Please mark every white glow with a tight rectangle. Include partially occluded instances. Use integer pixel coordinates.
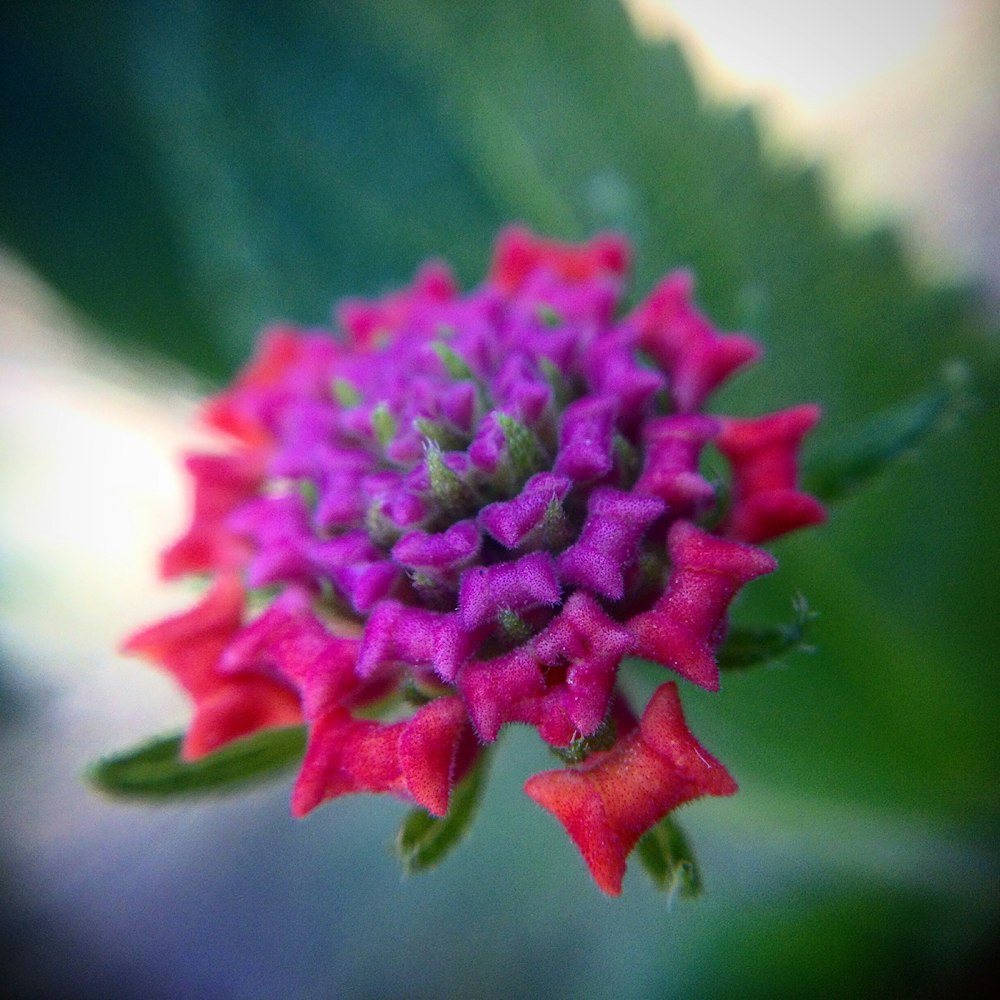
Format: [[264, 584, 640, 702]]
[[628, 0, 952, 112], [625, 0, 1000, 292], [0, 255, 206, 682]]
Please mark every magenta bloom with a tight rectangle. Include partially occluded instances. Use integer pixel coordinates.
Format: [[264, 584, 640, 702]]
[[123, 227, 824, 895]]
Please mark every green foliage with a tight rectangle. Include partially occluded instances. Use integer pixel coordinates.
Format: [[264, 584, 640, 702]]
[[87, 726, 307, 800], [805, 361, 974, 504], [396, 748, 492, 874], [4, 0, 989, 401]]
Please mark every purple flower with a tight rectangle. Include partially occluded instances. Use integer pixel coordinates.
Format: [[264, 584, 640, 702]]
[[123, 226, 825, 895]]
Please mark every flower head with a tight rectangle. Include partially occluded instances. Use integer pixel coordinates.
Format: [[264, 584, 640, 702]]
[[123, 227, 824, 894]]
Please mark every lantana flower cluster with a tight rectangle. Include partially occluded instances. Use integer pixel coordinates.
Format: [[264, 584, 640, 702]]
[[123, 228, 824, 895]]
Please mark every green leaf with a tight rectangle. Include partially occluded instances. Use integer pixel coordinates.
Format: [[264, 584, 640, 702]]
[[804, 361, 973, 504], [396, 747, 492, 874], [87, 725, 307, 800], [635, 813, 702, 901], [718, 596, 815, 671], [2, 0, 991, 408]]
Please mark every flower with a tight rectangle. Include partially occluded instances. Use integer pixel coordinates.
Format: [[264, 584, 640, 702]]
[[122, 226, 824, 895]]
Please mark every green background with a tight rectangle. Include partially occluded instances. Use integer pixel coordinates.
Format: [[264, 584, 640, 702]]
[[1, 1, 997, 997]]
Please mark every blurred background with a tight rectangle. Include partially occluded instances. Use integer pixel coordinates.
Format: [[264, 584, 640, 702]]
[[1, 1, 998, 997]]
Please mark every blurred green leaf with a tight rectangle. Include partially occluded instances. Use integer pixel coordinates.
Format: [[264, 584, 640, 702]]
[[804, 360, 974, 504], [2, 0, 990, 399], [635, 813, 702, 900], [87, 726, 306, 799], [397, 748, 492, 874], [718, 596, 814, 671]]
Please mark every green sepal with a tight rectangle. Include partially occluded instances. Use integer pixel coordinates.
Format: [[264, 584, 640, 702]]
[[718, 596, 815, 671], [86, 725, 307, 800], [426, 442, 477, 517], [549, 716, 617, 765], [495, 413, 547, 494], [415, 416, 467, 451], [366, 501, 408, 547], [536, 304, 562, 327], [539, 358, 573, 410], [612, 433, 640, 488], [372, 401, 398, 449], [635, 813, 703, 900], [297, 478, 319, 509], [396, 747, 493, 874], [430, 341, 475, 381], [540, 495, 572, 550], [498, 608, 533, 644], [805, 360, 972, 504], [332, 377, 362, 407]]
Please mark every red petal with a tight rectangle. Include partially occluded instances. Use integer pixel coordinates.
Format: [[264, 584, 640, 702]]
[[629, 522, 776, 691], [183, 675, 301, 760], [716, 405, 826, 543], [121, 575, 245, 697], [525, 683, 736, 895], [219, 591, 363, 720], [123, 576, 302, 756], [291, 710, 407, 818], [490, 226, 630, 292], [160, 450, 265, 579], [525, 769, 627, 895], [201, 325, 303, 444], [630, 270, 761, 410], [399, 697, 472, 817]]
